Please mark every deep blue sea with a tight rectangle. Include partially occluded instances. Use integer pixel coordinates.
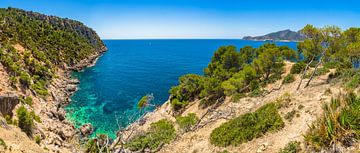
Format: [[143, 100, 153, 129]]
[[65, 39, 297, 138]]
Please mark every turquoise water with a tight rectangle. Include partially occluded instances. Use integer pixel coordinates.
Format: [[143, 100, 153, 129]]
[[65, 39, 297, 138]]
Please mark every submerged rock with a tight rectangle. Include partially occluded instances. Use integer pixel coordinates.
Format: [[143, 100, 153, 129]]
[[80, 123, 93, 136]]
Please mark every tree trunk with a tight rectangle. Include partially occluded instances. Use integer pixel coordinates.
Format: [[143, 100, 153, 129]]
[[304, 50, 326, 88], [296, 57, 314, 90]]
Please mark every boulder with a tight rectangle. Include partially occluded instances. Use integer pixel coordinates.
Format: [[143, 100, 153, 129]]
[[66, 85, 77, 92], [80, 123, 93, 136], [58, 129, 74, 140]]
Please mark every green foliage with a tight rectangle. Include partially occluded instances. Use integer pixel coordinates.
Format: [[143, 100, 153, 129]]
[[85, 134, 109, 153], [21, 96, 33, 106], [279, 141, 301, 153], [137, 94, 154, 109], [222, 65, 258, 96], [126, 119, 176, 151], [282, 74, 295, 84], [290, 62, 306, 74], [0, 138, 6, 149], [284, 110, 297, 122], [4, 115, 12, 124], [205, 46, 241, 80], [35, 135, 41, 144], [345, 72, 360, 90], [170, 74, 204, 110], [0, 8, 105, 96], [16, 106, 34, 136], [176, 113, 199, 132], [169, 43, 295, 111], [210, 103, 284, 147], [304, 93, 360, 151]]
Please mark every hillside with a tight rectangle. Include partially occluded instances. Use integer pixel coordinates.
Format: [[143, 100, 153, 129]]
[[0, 8, 106, 152], [243, 29, 305, 42], [108, 25, 360, 153]]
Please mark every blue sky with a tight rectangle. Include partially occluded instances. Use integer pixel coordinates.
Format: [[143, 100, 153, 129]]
[[1, 0, 359, 39]]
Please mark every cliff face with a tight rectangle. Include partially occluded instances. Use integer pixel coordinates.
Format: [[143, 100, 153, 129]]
[[0, 94, 19, 117]]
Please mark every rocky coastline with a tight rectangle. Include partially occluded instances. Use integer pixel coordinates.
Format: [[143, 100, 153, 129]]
[[35, 46, 107, 152]]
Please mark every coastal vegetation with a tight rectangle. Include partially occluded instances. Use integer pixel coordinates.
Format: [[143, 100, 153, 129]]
[[16, 105, 41, 136], [126, 119, 176, 151], [209, 103, 284, 147], [0, 7, 105, 96], [176, 113, 199, 132], [304, 93, 360, 151]]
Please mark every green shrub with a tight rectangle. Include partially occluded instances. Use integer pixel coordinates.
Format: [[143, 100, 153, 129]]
[[4, 115, 12, 124], [170, 74, 204, 110], [85, 134, 109, 153], [290, 62, 306, 74], [210, 103, 284, 147], [19, 72, 31, 88], [304, 93, 360, 151], [284, 110, 297, 122], [176, 113, 199, 132], [21, 96, 33, 106], [282, 74, 295, 84], [279, 141, 301, 153], [0, 138, 6, 149], [345, 72, 360, 90], [126, 119, 176, 151], [35, 135, 41, 144], [16, 106, 34, 136]]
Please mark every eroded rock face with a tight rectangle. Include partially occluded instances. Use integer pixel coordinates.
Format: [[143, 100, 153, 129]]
[[0, 93, 19, 116], [80, 123, 93, 136]]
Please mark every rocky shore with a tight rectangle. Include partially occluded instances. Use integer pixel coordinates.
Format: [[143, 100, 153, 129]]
[[0, 46, 107, 152], [36, 46, 108, 152]]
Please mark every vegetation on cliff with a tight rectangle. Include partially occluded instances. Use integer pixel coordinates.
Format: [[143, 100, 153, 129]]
[[0, 7, 105, 96], [304, 92, 360, 151], [210, 103, 284, 147], [126, 119, 176, 151]]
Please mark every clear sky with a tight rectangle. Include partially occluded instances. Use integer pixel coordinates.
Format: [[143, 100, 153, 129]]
[[0, 0, 359, 39]]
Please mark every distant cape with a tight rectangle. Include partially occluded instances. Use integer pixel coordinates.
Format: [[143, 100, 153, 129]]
[[243, 29, 305, 42]]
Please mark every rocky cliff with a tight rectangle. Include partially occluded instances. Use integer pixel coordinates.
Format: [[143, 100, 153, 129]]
[[0, 7, 107, 153]]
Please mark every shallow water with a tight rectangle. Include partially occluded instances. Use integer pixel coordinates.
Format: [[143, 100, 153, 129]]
[[65, 39, 297, 138]]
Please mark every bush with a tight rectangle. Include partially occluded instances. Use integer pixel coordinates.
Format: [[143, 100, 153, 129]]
[[176, 113, 199, 132], [282, 74, 295, 84], [290, 62, 306, 74], [22, 96, 33, 106], [0, 138, 6, 149], [126, 119, 176, 151], [304, 93, 360, 151], [85, 134, 109, 153], [279, 141, 301, 153], [16, 106, 34, 136], [210, 103, 284, 147], [19, 72, 31, 88], [170, 74, 204, 110], [35, 135, 41, 144], [4, 115, 12, 124]]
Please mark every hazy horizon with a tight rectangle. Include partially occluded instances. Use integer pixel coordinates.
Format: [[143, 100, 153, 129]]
[[1, 0, 359, 39]]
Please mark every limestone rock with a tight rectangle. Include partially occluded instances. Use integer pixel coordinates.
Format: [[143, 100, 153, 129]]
[[0, 93, 19, 116], [80, 123, 93, 136]]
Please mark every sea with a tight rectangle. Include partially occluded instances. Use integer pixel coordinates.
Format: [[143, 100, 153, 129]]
[[65, 39, 297, 138]]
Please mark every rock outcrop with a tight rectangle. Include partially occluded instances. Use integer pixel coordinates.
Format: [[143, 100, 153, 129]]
[[80, 123, 94, 136], [0, 93, 19, 116]]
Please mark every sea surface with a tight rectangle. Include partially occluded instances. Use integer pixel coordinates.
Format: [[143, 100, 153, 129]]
[[65, 39, 297, 138]]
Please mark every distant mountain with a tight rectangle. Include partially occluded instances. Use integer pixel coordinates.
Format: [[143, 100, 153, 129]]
[[243, 29, 305, 42]]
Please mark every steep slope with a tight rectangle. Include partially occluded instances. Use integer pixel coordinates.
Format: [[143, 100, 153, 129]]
[[0, 8, 106, 152], [118, 62, 346, 153], [243, 29, 305, 41]]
